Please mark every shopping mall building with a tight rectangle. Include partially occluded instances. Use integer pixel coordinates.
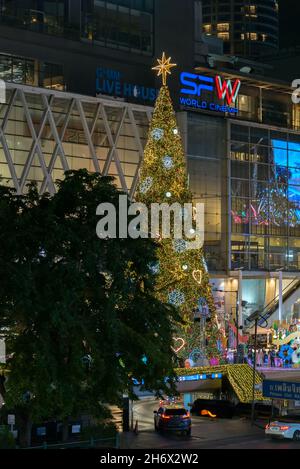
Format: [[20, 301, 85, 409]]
[[0, 0, 299, 329]]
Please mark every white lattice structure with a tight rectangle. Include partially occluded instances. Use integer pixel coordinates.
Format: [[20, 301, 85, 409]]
[[0, 83, 153, 198]]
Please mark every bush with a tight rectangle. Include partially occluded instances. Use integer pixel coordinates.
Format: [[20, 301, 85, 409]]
[[0, 427, 16, 449], [81, 422, 117, 441]]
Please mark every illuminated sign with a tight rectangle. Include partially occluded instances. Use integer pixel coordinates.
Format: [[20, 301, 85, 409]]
[[263, 380, 300, 400], [179, 72, 241, 114], [96, 68, 158, 103]]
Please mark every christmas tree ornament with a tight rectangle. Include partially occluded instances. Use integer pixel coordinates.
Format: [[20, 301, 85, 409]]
[[163, 155, 174, 169], [173, 128, 179, 135], [165, 192, 172, 198], [151, 128, 164, 141], [152, 51, 177, 86], [173, 239, 187, 253], [168, 290, 185, 306], [148, 261, 160, 275], [171, 337, 186, 354], [139, 176, 153, 194], [182, 264, 189, 271], [192, 270, 203, 285]]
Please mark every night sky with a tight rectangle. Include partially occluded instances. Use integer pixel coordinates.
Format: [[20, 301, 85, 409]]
[[279, 0, 300, 48]]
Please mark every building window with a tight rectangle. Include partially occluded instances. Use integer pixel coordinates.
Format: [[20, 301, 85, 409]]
[[217, 22, 229, 32], [293, 106, 300, 131], [217, 32, 230, 41], [81, 0, 154, 55], [230, 123, 300, 271], [0, 53, 65, 90], [203, 24, 212, 34], [0, 0, 71, 37], [243, 5, 257, 18]]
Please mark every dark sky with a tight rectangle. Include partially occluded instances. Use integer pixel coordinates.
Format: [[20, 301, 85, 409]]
[[279, 0, 300, 48]]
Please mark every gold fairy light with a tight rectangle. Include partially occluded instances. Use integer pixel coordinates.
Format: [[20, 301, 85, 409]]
[[152, 52, 177, 86]]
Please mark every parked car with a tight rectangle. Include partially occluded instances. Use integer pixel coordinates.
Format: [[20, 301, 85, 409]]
[[191, 399, 235, 419], [265, 420, 300, 440], [154, 406, 191, 435]]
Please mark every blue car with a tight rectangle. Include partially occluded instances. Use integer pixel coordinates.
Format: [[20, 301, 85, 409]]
[[154, 406, 192, 436]]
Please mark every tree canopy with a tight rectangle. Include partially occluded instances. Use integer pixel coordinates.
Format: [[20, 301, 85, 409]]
[[0, 170, 177, 445]]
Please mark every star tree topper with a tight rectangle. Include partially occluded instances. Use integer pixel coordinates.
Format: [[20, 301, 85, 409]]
[[152, 52, 177, 86]]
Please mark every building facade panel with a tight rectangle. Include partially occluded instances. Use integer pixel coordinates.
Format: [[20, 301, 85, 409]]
[[0, 83, 151, 197]]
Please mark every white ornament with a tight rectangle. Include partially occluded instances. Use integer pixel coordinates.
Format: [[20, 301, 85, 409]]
[[139, 176, 153, 194], [166, 192, 172, 198], [173, 239, 187, 253], [148, 261, 160, 275], [163, 155, 174, 170], [152, 128, 164, 141], [168, 290, 185, 307], [192, 270, 203, 285], [173, 128, 179, 135], [182, 264, 188, 271]]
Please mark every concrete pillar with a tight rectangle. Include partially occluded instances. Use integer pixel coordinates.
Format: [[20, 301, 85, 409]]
[[183, 393, 193, 412], [238, 269, 243, 334], [278, 270, 283, 322]]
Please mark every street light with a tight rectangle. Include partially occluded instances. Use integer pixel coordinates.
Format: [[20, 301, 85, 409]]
[[246, 309, 268, 425]]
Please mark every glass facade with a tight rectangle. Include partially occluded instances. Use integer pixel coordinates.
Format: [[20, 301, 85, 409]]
[[0, 0, 72, 37], [0, 53, 65, 90], [186, 113, 228, 272], [202, 0, 279, 56], [0, 85, 150, 196], [230, 122, 300, 271], [81, 0, 154, 55]]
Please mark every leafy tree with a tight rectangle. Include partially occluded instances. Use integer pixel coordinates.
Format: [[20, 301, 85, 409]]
[[0, 170, 177, 447]]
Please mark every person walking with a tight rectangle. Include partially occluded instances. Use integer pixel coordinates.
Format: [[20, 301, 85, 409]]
[[270, 349, 276, 367]]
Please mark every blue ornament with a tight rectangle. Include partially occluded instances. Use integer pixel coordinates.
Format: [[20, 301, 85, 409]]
[[148, 261, 160, 275], [168, 290, 185, 306], [139, 176, 153, 194], [141, 355, 148, 365], [163, 155, 174, 170], [173, 239, 187, 253], [152, 128, 164, 141]]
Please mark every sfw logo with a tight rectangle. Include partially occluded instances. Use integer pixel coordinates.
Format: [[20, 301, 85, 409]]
[[180, 72, 241, 113]]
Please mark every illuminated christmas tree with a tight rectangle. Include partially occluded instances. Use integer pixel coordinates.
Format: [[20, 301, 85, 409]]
[[136, 53, 222, 362]]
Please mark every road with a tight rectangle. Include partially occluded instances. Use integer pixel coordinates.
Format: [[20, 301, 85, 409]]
[[123, 398, 300, 449]]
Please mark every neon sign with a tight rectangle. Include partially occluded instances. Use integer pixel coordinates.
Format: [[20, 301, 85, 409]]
[[96, 68, 158, 103], [179, 72, 241, 114]]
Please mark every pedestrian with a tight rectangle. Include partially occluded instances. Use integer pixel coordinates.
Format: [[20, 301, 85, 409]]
[[270, 349, 276, 367], [263, 349, 269, 366], [257, 349, 264, 367]]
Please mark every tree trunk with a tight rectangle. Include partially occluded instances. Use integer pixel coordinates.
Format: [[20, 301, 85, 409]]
[[62, 418, 69, 443], [0, 374, 6, 400], [19, 415, 32, 448]]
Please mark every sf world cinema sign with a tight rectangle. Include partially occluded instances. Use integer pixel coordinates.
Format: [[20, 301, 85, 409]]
[[179, 72, 241, 114]]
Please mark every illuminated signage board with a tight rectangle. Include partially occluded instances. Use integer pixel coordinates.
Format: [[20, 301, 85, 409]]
[[96, 68, 158, 103], [179, 72, 241, 114], [263, 380, 300, 400]]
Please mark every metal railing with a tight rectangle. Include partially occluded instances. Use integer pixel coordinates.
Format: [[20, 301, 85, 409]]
[[24, 434, 120, 450], [245, 277, 300, 328]]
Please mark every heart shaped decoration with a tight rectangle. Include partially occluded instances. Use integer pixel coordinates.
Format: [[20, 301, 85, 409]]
[[171, 337, 186, 354], [192, 270, 202, 285]]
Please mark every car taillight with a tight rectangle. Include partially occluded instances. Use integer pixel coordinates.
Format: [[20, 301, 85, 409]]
[[162, 414, 171, 420], [183, 412, 190, 419], [265, 424, 269, 430], [280, 426, 290, 431]]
